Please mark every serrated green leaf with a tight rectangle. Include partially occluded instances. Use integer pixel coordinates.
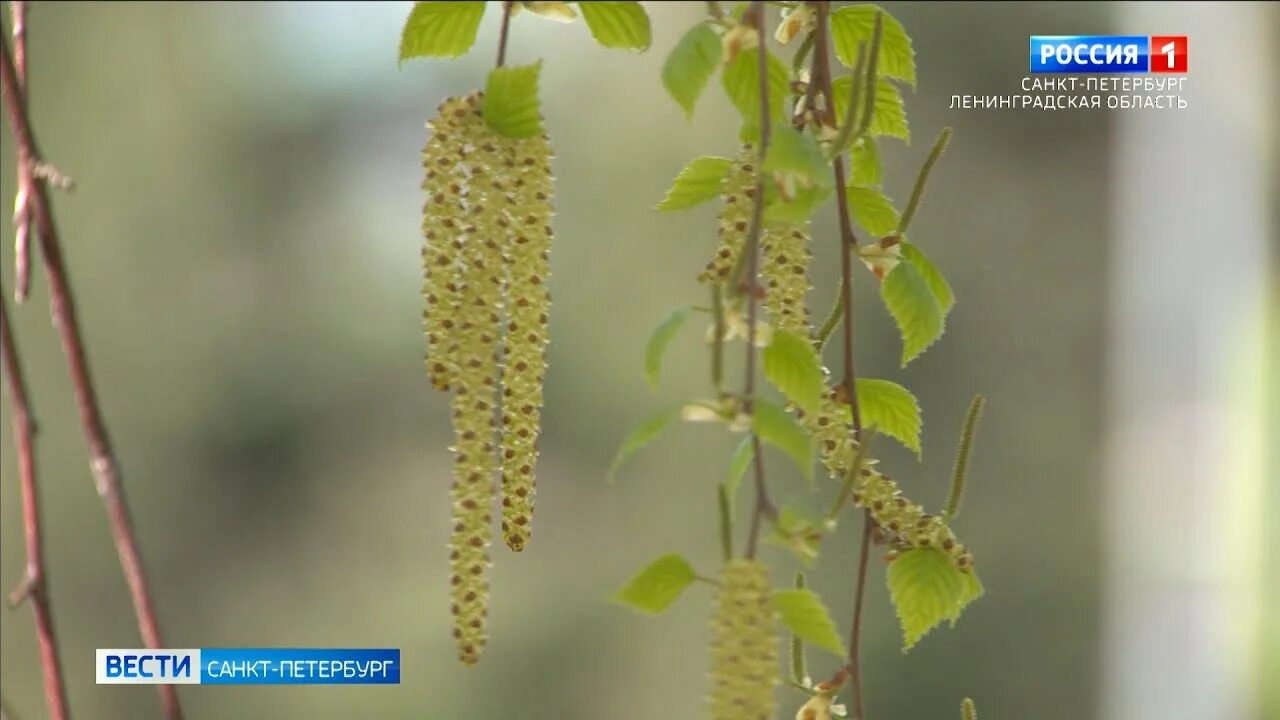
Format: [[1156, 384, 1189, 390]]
[[483, 62, 544, 139], [721, 46, 790, 127], [845, 186, 900, 237], [753, 398, 813, 483], [830, 4, 916, 86], [831, 77, 910, 144], [900, 242, 954, 313], [763, 183, 831, 226], [644, 307, 691, 388], [887, 547, 969, 650], [856, 378, 921, 457], [946, 568, 984, 628], [763, 126, 831, 187], [763, 330, 824, 415], [726, 435, 754, 510], [608, 407, 676, 483], [850, 137, 882, 187], [655, 156, 732, 211], [579, 1, 652, 50], [881, 259, 943, 367], [774, 588, 846, 658], [662, 23, 721, 118], [399, 1, 487, 61], [613, 553, 697, 614]]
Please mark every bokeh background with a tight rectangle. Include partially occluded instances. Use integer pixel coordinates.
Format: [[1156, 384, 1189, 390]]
[[1, 2, 1274, 719]]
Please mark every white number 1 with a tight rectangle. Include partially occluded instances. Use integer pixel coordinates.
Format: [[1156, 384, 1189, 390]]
[[1161, 41, 1176, 68]]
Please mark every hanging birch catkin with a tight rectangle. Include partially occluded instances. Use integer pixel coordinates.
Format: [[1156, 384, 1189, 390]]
[[708, 559, 779, 720]]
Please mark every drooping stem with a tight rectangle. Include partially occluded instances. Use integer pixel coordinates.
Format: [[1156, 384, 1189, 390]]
[[10, 1, 30, 303], [812, 3, 872, 717], [711, 284, 726, 395], [1, 288, 70, 720], [742, 0, 775, 560], [0, 25, 183, 720], [495, 1, 513, 68]]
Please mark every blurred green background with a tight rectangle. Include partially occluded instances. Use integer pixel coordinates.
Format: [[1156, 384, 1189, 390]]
[[1, 2, 1274, 719]]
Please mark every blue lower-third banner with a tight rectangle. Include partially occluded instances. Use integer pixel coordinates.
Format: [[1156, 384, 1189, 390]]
[[96, 648, 400, 685]]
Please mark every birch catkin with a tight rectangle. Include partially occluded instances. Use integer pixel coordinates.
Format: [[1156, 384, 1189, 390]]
[[498, 131, 553, 552], [700, 146, 759, 285], [709, 559, 778, 720], [759, 223, 812, 337]]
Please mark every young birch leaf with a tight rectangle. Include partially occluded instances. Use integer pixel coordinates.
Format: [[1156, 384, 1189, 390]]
[[845, 186, 901, 237], [901, 242, 954, 313], [613, 553, 697, 614], [850, 137, 882, 187], [721, 47, 790, 126], [399, 1, 486, 62], [763, 330, 823, 415], [830, 4, 916, 86], [831, 77, 910, 143], [726, 436, 754, 509], [484, 62, 543, 139], [763, 126, 831, 188], [764, 505, 824, 567], [887, 547, 967, 650], [753, 399, 814, 483], [881, 259, 944, 367], [644, 307, 691, 387], [856, 378, 921, 457], [946, 568, 985, 628], [763, 184, 831, 226], [774, 588, 847, 658], [655, 156, 733, 211], [608, 408, 676, 483], [662, 23, 721, 118], [578, 1, 652, 50]]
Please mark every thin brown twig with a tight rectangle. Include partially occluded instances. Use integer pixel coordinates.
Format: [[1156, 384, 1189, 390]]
[[495, 1, 513, 68], [1, 288, 70, 720], [742, 0, 776, 560], [0, 24, 183, 720], [9, 1, 31, 303], [811, 3, 872, 717]]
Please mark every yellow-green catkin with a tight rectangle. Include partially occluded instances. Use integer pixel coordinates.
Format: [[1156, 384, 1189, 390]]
[[759, 223, 812, 337], [709, 559, 778, 720], [496, 131, 554, 552], [426, 92, 506, 666], [852, 468, 974, 571], [700, 146, 759, 285], [422, 96, 475, 391]]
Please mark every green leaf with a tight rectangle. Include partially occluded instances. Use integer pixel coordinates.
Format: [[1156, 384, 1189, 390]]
[[764, 184, 831, 226], [763, 126, 831, 188], [900, 242, 954, 313], [887, 547, 970, 650], [726, 436, 754, 509], [662, 23, 721, 118], [578, 1, 652, 50], [830, 4, 916, 86], [831, 77, 910, 144], [764, 505, 826, 567], [644, 307, 691, 388], [483, 62, 544, 139], [774, 588, 847, 658], [721, 46, 790, 126], [613, 553, 697, 614], [850, 137, 882, 187], [845, 186, 900, 237], [856, 378, 921, 457], [655, 156, 732, 211], [881, 259, 943, 367], [399, 1, 487, 61], [946, 568, 984, 628], [753, 398, 813, 483], [608, 407, 676, 483], [763, 330, 824, 415]]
